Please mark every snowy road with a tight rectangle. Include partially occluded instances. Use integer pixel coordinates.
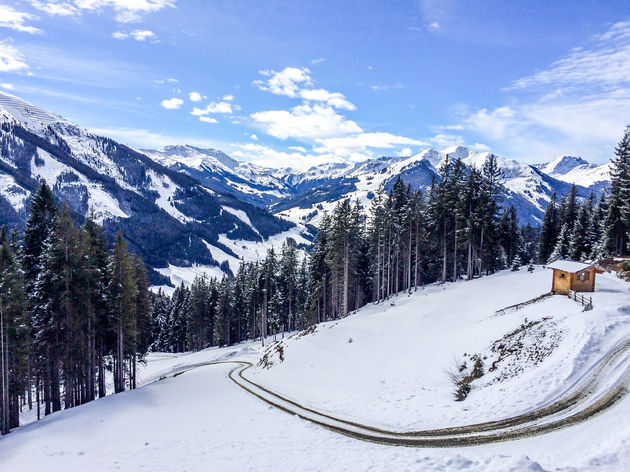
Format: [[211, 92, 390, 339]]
[[151, 335, 630, 448]]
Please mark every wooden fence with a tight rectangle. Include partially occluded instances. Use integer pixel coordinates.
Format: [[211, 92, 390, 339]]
[[567, 289, 593, 311]]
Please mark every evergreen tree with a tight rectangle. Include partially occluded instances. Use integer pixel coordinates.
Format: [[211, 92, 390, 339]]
[[538, 193, 559, 263], [108, 232, 138, 393], [603, 126, 630, 255]]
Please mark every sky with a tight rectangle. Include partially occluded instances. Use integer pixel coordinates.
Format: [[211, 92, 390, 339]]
[[1, 0, 630, 168]]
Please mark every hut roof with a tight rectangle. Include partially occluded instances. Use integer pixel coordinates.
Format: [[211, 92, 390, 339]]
[[546, 260, 597, 274]]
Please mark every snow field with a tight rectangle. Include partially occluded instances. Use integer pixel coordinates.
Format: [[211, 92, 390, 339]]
[[3, 267, 630, 471], [248, 267, 630, 431]]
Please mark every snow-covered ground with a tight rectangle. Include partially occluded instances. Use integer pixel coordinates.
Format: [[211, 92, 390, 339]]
[[2, 267, 630, 471]]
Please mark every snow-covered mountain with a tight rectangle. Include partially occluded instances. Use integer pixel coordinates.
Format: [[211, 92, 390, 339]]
[[0, 91, 612, 286], [0, 92, 301, 285], [271, 146, 601, 227], [146, 143, 610, 229], [537, 155, 611, 191], [143, 145, 293, 207]]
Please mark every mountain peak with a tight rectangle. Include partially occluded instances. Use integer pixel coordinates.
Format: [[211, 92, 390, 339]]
[[143, 145, 239, 170], [541, 155, 591, 176], [0, 91, 69, 133]]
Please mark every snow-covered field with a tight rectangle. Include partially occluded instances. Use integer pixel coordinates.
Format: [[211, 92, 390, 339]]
[[2, 267, 630, 471]]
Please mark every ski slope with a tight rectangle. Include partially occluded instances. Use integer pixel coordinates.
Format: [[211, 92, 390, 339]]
[[2, 268, 630, 471]]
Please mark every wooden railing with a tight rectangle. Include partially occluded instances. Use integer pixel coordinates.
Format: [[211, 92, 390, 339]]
[[567, 289, 593, 311]]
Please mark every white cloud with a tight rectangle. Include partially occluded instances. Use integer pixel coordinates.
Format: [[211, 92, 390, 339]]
[[154, 78, 178, 84], [0, 83, 14, 90], [231, 142, 344, 170], [371, 83, 404, 91], [470, 142, 490, 152], [510, 21, 630, 92], [29, 1, 78, 16], [449, 21, 630, 163], [463, 106, 517, 141], [316, 132, 426, 157], [418, 0, 449, 33], [256, 66, 312, 97], [189, 91, 202, 102], [191, 101, 233, 115], [311, 57, 325, 65], [399, 147, 413, 157], [299, 88, 356, 110], [222, 94, 234, 101], [251, 67, 422, 162], [113, 29, 157, 41], [131, 29, 156, 41], [251, 104, 362, 140], [0, 42, 30, 73], [428, 133, 466, 149], [89, 126, 227, 150], [30, 0, 175, 23], [255, 67, 356, 110], [199, 116, 217, 124], [250, 134, 258, 141], [0, 5, 41, 34], [160, 97, 183, 109]]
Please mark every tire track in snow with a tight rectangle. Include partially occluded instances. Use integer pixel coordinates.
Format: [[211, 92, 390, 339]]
[[152, 338, 630, 447]]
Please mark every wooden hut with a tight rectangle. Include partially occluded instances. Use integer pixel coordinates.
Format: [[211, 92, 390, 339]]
[[547, 260, 604, 294]]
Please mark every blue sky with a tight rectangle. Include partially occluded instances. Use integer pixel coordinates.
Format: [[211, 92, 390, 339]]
[[1, 0, 630, 168]]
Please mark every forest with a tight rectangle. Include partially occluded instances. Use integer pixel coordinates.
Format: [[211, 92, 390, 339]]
[[1, 127, 629, 434]]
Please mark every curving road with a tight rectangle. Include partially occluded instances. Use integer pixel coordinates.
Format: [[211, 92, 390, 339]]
[[153, 338, 630, 448]]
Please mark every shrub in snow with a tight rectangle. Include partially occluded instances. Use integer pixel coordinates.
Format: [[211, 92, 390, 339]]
[[448, 354, 484, 402]]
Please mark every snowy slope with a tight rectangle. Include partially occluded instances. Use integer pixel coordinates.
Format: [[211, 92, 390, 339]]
[[145, 141, 609, 230], [538, 155, 611, 190], [3, 268, 630, 471], [143, 145, 293, 207], [0, 91, 295, 284], [273, 146, 595, 227]]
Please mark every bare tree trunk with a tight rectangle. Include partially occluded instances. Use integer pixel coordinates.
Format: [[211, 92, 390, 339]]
[[36, 376, 40, 421], [479, 226, 485, 276], [343, 238, 349, 318], [1, 305, 8, 434], [441, 220, 448, 284], [407, 219, 413, 294], [27, 355, 32, 410], [453, 222, 458, 282], [414, 218, 420, 291], [261, 289, 267, 347], [376, 228, 381, 303], [386, 224, 392, 299]]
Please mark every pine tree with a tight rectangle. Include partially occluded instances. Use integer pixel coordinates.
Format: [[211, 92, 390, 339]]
[[168, 283, 190, 352], [538, 193, 559, 263], [549, 222, 571, 262], [603, 126, 630, 255], [569, 203, 593, 261], [0, 229, 28, 432], [108, 232, 138, 393]]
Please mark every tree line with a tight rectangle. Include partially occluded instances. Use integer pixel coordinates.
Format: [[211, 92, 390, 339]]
[[150, 154, 539, 352], [538, 126, 630, 263], [149, 126, 630, 356], [0, 182, 151, 434], [3, 127, 629, 434]]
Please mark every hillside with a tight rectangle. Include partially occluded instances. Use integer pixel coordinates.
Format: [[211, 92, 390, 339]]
[[3, 267, 630, 471], [147, 143, 606, 229], [0, 92, 297, 284]]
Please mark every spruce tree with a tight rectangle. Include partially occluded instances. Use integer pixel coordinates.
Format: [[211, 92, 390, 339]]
[[603, 126, 630, 255], [538, 193, 559, 263]]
